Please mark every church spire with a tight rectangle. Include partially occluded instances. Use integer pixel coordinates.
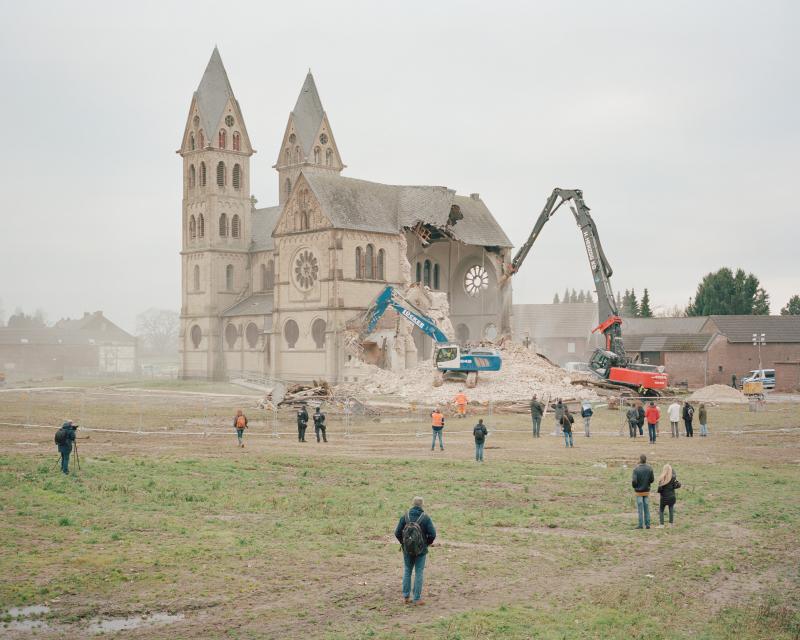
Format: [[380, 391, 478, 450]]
[[195, 47, 236, 140], [291, 71, 325, 156]]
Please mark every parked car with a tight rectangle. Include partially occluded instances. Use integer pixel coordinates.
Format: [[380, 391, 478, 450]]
[[740, 368, 776, 390]]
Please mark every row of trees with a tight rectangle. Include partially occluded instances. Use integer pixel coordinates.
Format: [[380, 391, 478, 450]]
[[552, 289, 594, 304]]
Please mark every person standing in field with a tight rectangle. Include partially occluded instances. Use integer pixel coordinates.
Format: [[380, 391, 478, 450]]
[[683, 401, 695, 437], [580, 401, 593, 437], [233, 409, 248, 448], [431, 408, 445, 451], [698, 403, 709, 436], [668, 400, 681, 438], [631, 453, 655, 529], [296, 403, 309, 443], [473, 418, 488, 462], [394, 496, 437, 606], [561, 407, 575, 447], [553, 398, 565, 435], [626, 404, 639, 438], [313, 406, 327, 443], [530, 394, 544, 438], [645, 401, 660, 444], [636, 402, 646, 437], [54, 420, 78, 474], [656, 463, 681, 527], [453, 391, 468, 419]]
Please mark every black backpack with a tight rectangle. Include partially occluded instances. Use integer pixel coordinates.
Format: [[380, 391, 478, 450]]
[[473, 425, 486, 443], [54, 428, 68, 446], [401, 511, 428, 557]]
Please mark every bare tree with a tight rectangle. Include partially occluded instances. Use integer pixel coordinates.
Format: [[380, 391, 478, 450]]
[[136, 308, 179, 355]]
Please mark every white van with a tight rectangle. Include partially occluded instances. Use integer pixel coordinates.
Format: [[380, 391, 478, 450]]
[[741, 369, 775, 390]]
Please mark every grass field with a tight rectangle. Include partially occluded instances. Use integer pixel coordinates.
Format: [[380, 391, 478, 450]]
[[1, 388, 799, 638]]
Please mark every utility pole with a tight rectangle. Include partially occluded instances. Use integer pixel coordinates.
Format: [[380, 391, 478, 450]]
[[752, 332, 766, 369]]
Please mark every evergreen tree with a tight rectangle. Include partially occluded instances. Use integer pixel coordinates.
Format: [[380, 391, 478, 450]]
[[639, 289, 653, 317], [687, 268, 770, 316], [553, 293, 560, 304], [586, 290, 593, 304], [563, 287, 570, 304], [781, 295, 800, 315], [577, 290, 586, 303], [622, 289, 640, 317]]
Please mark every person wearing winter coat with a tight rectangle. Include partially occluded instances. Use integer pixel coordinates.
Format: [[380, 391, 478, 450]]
[[683, 401, 695, 437], [553, 399, 565, 435], [656, 463, 681, 526], [580, 402, 593, 437], [561, 408, 575, 448], [233, 409, 248, 448], [394, 497, 437, 606], [473, 419, 488, 462], [668, 401, 681, 438], [645, 402, 661, 444], [698, 404, 709, 437], [636, 403, 646, 437], [626, 405, 639, 438], [530, 395, 544, 438], [631, 454, 655, 529]]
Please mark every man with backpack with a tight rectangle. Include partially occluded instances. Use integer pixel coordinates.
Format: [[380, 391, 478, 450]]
[[683, 401, 695, 437], [473, 418, 488, 462], [54, 420, 78, 474], [394, 496, 437, 605], [313, 406, 327, 443], [561, 407, 575, 447], [636, 402, 646, 437], [233, 409, 248, 448], [296, 404, 309, 442]]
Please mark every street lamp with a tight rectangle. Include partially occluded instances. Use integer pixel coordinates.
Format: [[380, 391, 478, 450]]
[[752, 332, 766, 369]]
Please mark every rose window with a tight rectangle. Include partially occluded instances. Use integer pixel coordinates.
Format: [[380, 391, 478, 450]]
[[464, 265, 489, 296], [294, 250, 319, 290]]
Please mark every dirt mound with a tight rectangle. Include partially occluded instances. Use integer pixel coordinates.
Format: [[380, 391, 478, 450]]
[[335, 341, 598, 404], [689, 384, 748, 404]]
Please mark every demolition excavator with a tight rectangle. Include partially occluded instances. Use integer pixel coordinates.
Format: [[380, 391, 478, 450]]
[[349, 285, 502, 388], [504, 188, 668, 395]]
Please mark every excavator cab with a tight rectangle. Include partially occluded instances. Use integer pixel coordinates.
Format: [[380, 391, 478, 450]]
[[434, 344, 461, 369]]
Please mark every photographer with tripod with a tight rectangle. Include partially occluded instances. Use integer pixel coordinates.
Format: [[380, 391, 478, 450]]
[[54, 420, 79, 475]]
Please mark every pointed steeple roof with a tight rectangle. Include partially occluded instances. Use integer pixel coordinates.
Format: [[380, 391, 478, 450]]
[[195, 47, 235, 138], [291, 71, 325, 156]]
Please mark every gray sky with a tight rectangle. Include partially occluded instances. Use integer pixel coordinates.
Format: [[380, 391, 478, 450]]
[[1, 0, 798, 333]]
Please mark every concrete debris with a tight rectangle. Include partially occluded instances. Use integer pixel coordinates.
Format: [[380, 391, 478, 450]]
[[335, 341, 599, 405], [688, 384, 748, 404]]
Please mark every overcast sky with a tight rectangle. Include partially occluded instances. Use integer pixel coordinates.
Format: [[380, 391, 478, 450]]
[[1, 0, 798, 333]]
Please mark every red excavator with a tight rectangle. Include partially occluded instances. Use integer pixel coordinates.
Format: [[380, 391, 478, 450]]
[[503, 188, 668, 395]]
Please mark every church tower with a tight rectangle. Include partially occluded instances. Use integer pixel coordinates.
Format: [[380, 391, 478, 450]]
[[274, 72, 344, 204], [178, 48, 255, 379]]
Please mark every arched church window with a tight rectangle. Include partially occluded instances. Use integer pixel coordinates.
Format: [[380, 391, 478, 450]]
[[198, 213, 205, 238], [284, 319, 299, 349], [433, 263, 440, 290], [200, 162, 207, 186], [193, 265, 200, 291], [219, 213, 228, 237], [232, 164, 241, 190], [314, 147, 321, 164], [190, 133, 195, 151], [233, 132, 241, 151], [355, 247, 363, 280], [326, 148, 333, 167], [423, 260, 432, 287], [190, 324, 202, 348], [225, 264, 234, 290], [266, 259, 275, 290], [312, 318, 326, 349], [225, 323, 238, 348], [219, 129, 226, 149], [198, 130, 204, 148], [377, 249, 386, 281], [365, 245, 375, 279], [216, 161, 226, 187], [189, 164, 196, 188], [456, 323, 470, 343], [231, 214, 241, 238], [245, 322, 259, 349], [189, 215, 196, 240]]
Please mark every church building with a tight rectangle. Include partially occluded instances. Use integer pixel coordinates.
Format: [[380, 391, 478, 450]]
[[179, 48, 513, 382]]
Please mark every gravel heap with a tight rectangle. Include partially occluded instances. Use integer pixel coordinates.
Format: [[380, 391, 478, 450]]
[[335, 342, 599, 405], [689, 384, 748, 403]]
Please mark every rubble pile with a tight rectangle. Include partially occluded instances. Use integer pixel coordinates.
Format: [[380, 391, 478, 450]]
[[335, 341, 599, 405], [689, 384, 748, 404]]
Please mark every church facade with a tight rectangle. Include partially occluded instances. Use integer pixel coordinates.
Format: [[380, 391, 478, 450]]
[[179, 49, 513, 382]]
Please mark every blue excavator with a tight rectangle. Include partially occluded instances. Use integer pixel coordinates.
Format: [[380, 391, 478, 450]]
[[350, 285, 502, 388]]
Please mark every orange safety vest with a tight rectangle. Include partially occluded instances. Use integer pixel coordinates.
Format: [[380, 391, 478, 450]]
[[454, 393, 467, 405], [431, 412, 444, 427]]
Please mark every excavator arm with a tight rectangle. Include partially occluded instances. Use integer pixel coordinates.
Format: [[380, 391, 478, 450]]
[[354, 285, 450, 344], [505, 188, 625, 360]]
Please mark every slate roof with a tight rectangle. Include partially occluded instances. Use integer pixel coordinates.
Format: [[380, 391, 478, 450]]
[[251, 205, 283, 251], [222, 294, 274, 320], [623, 333, 717, 353], [622, 317, 710, 335], [195, 47, 236, 141], [0, 312, 135, 346], [706, 315, 800, 343], [301, 171, 512, 247], [512, 303, 599, 339], [292, 72, 325, 156]]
